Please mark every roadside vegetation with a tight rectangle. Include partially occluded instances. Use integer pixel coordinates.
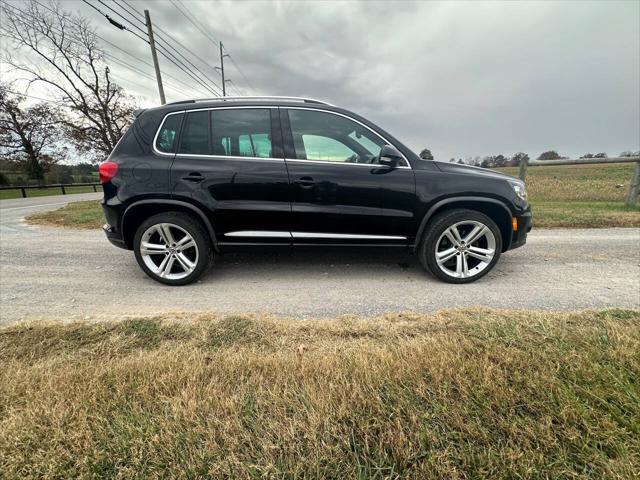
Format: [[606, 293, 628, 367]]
[[25, 163, 640, 229], [494, 162, 640, 227], [25, 199, 103, 228], [1, 308, 638, 478]]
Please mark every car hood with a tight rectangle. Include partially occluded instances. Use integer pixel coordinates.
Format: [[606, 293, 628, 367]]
[[433, 161, 517, 182]]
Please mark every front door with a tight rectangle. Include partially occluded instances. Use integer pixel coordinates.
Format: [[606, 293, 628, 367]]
[[281, 108, 415, 245], [170, 107, 291, 245]]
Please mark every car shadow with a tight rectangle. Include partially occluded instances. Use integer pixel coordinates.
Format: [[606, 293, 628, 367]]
[[204, 247, 422, 279]]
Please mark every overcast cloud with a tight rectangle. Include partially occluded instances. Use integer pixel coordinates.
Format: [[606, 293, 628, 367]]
[[6, 0, 640, 161]]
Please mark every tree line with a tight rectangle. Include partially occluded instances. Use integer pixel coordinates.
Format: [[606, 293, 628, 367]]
[[0, 0, 137, 184], [419, 148, 639, 168]]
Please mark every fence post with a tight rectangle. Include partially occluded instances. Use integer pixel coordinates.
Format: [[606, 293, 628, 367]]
[[61, 185, 66, 195], [518, 157, 528, 182], [92, 184, 97, 192], [625, 161, 640, 207], [20, 187, 26, 198]]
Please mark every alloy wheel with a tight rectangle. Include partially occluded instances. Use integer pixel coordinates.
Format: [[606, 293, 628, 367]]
[[139, 223, 199, 281], [435, 220, 496, 279]]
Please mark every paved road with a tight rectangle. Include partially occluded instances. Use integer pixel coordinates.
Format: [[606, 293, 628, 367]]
[[1, 193, 638, 323]]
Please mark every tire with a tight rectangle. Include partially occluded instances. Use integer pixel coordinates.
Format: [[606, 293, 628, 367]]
[[419, 208, 502, 284], [133, 211, 213, 286]]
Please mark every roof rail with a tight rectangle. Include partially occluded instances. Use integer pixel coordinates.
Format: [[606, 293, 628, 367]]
[[166, 96, 332, 106]]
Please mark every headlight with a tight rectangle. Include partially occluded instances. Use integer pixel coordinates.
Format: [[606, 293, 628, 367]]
[[509, 181, 527, 201]]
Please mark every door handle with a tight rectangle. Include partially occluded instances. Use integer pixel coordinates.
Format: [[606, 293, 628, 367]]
[[182, 172, 204, 183], [294, 176, 315, 188]]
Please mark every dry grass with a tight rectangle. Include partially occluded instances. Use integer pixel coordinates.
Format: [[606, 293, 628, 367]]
[[495, 163, 640, 227], [1, 308, 639, 479], [497, 163, 637, 202]]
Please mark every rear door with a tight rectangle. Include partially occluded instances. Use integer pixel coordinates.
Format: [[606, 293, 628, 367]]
[[169, 107, 292, 245], [281, 107, 416, 245]]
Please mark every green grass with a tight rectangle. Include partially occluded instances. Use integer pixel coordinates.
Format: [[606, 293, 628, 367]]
[[0, 184, 98, 200], [1, 309, 638, 478], [25, 199, 103, 228]]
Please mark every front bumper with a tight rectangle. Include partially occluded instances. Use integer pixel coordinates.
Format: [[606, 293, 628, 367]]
[[509, 210, 533, 250]]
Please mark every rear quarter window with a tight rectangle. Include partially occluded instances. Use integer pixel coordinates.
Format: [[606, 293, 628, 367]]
[[155, 113, 184, 154]]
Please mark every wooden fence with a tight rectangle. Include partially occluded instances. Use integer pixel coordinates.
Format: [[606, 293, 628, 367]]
[[0, 182, 100, 198]]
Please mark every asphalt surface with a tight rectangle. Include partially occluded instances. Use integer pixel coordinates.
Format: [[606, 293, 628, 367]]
[[1, 193, 638, 323]]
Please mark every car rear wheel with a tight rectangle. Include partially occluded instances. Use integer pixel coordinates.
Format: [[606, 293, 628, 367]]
[[133, 212, 212, 286], [419, 209, 502, 283]]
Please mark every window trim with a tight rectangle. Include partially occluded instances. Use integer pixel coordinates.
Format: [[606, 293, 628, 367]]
[[152, 106, 283, 161], [283, 107, 412, 169]]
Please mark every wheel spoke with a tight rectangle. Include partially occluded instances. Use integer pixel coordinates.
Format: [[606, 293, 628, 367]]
[[464, 225, 487, 245], [158, 255, 175, 277], [444, 227, 462, 246], [467, 246, 494, 263], [462, 253, 469, 277], [455, 253, 463, 276], [177, 235, 196, 250], [175, 253, 195, 272], [158, 224, 175, 245], [437, 247, 458, 265], [140, 242, 166, 256]]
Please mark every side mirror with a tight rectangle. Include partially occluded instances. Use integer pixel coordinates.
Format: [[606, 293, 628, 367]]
[[378, 145, 403, 167]]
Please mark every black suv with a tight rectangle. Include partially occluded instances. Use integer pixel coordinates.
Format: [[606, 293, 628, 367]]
[[100, 96, 532, 285]]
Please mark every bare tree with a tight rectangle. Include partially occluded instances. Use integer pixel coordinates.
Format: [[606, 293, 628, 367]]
[[1, 0, 136, 161], [0, 84, 64, 181]]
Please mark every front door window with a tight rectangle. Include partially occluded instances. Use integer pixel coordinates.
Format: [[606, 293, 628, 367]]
[[287, 109, 404, 166]]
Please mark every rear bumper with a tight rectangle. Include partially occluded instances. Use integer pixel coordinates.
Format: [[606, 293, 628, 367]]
[[509, 210, 532, 250], [101, 200, 130, 250], [103, 223, 128, 250]]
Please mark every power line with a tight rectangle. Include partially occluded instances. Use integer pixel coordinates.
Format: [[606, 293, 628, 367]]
[[78, 0, 220, 96], [153, 43, 221, 96], [1, 0, 210, 99], [95, 0, 148, 37], [167, 0, 254, 94], [226, 51, 255, 93], [169, 0, 219, 46], [115, 0, 146, 27], [80, 0, 149, 44], [83, 0, 221, 96], [108, 0, 224, 94], [105, 54, 199, 98]]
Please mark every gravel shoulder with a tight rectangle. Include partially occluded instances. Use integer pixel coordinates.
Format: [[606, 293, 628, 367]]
[[1, 194, 639, 324]]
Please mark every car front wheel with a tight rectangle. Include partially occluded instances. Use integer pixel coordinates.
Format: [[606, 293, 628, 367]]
[[133, 212, 212, 286], [419, 209, 502, 283]]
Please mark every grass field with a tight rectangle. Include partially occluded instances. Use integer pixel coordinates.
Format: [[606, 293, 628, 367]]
[[494, 162, 639, 227], [1, 308, 638, 478], [0, 184, 98, 200], [24, 163, 640, 229]]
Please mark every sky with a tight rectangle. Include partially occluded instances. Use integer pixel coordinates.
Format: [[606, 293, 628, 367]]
[[2, 0, 639, 161]]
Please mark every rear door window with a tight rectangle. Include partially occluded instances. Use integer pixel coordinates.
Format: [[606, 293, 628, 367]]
[[211, 109, 272, 158]]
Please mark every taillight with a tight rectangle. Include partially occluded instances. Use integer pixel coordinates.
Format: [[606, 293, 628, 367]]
[[99, 162, 119, 184]]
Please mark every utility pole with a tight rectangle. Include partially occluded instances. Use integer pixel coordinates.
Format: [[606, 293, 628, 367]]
[[219, 41, 228, 97], [144, 9, 166, 105]]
